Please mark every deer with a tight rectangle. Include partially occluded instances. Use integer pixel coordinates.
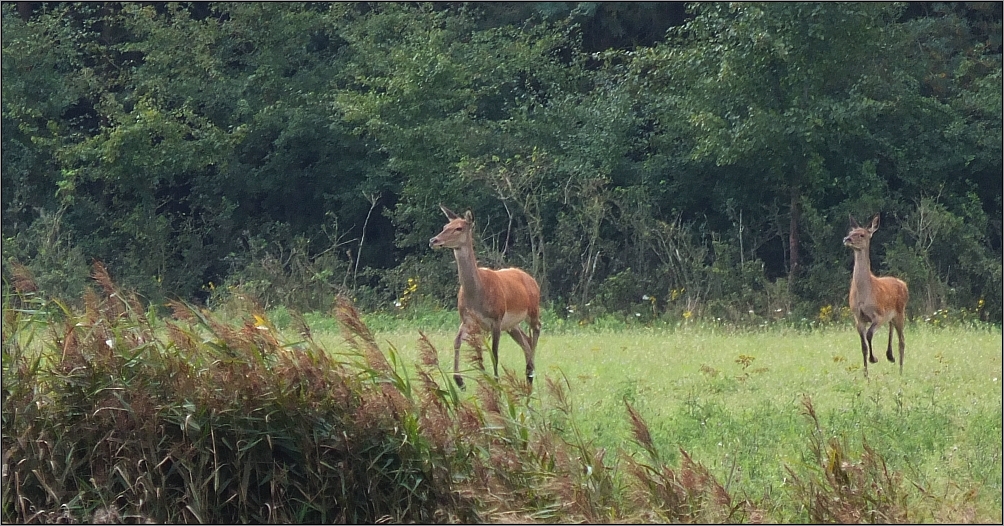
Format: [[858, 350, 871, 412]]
[[843, 213, 909, 377], [429, 205, 541, 390]]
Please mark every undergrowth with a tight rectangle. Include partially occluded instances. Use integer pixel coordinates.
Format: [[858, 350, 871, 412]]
[[1, 263, 992, 523]]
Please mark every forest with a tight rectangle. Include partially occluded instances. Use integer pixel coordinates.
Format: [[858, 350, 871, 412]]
[[3, 2, 1002, 323]]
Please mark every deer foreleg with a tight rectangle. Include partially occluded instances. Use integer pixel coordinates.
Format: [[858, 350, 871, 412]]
[[865, 321, 880, 363], [858, 329, 870, 377], [855, 317, 871, 376]]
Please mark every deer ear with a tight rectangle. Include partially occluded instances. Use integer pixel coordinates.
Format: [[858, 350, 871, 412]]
[[463, 210, 474, 223], [868, 214, 880, 233], [440, 204, 459, 220], [848, 214, 860, 229]]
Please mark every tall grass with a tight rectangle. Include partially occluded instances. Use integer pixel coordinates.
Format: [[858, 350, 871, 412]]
[[3, 264, 1000, 523], [348, 310, 1003, 522], [3, 265, 464, 523]]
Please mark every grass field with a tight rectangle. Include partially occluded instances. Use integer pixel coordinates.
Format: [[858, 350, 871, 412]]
[[309, 313, 1003, 521], [4, 281, 1001, 522]]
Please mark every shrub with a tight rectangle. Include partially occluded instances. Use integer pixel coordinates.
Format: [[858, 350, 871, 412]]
[[2, 264, 456, 523], [2, 207, 89, 304], [210, 226, 350, 314]]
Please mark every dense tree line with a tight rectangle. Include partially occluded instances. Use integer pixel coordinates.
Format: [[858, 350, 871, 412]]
[[2, 2, 1001, 323]]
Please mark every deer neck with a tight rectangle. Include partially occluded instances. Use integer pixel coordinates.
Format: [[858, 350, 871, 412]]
[[851, 244, 874, 297], [452, 240, 483, 301]]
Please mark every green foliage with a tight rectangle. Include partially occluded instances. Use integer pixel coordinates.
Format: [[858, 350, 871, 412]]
[[209, 221, 351, 314], [885, 196, 1002, 320], [2, 2, 1000, 324], [2, 207, 89, 302]]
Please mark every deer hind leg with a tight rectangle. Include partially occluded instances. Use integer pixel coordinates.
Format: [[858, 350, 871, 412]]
[[528, 313, 541, 386], [490, 326, 502, 380], [529, 314, 541, 352], [507, 327, 535, 388], [886, 323, 895, 363], [894, 312, 906, 375]]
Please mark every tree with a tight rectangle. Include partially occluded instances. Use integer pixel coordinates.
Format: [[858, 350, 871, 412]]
[[3, 2, 999, 321], [637, 4, 914, 280]]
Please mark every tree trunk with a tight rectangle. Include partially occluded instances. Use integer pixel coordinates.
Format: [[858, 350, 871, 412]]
[[17, 2, 33, 20]]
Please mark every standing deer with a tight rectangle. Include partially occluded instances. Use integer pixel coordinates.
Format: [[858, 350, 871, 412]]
[[429, 205, 541, 389], [843, 214, 909, 377]]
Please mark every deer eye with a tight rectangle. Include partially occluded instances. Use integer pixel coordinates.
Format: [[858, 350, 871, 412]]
[[455, 226, 463, 232]]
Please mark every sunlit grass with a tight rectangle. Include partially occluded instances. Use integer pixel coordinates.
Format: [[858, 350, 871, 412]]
[[342, 319, 1003, 520], [9, 278, 998, 522]]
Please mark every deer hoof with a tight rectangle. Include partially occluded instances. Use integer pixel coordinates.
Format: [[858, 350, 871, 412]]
[[454, 375, 466, 390]]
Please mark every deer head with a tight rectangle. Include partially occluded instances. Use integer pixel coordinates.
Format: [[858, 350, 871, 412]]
[[843, 214, 879, 251], [429, 205, 475, 250]]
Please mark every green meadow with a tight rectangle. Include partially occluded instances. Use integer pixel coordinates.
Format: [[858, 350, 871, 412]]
[[329, 314, 1004, 520], [4, 282, 1001, 522]]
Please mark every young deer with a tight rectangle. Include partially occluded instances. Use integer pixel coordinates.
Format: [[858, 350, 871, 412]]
[[429, 206, 541, 390], [843, 214, 909, 377]]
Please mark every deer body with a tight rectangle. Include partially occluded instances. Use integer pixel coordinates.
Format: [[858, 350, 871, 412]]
[[430, 206, 541, 389], [844, 214, 908, 376]]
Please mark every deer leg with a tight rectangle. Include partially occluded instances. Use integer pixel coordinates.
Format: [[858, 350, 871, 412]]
[[858, 328, 870, 377], [490, 325, 502, 380], [894, 314, 906, 375], [453, 324, 466, 389], [855, 318, 870, 377], [886, 323, 895, 363], [529, 315, 541, 352], [527, 315, 541, 388], [508, 327, 535, 388], [865, 321, 880, 363]]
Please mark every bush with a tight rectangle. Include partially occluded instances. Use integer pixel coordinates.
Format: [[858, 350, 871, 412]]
[[210, 224, 350, 314], [2, 207, 89, 304], [2, 264, 456, 523]]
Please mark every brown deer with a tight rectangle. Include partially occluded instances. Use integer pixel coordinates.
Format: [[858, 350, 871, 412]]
[[430, 205, 541, 389], [843, 214, 909, 377]]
